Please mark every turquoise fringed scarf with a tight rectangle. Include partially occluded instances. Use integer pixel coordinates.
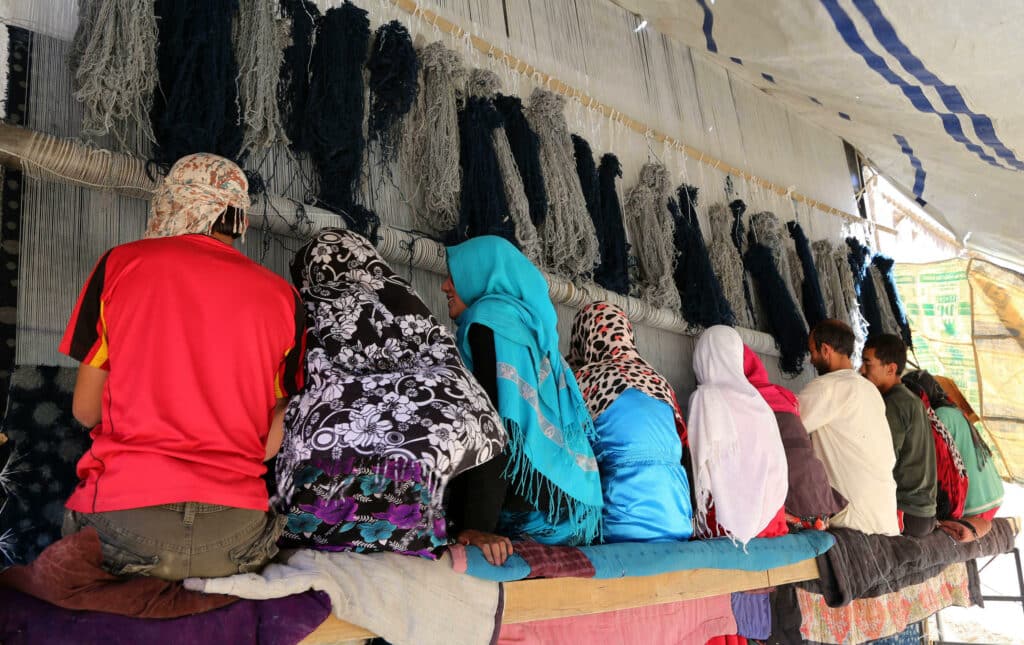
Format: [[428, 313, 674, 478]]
[[447, 236, 603, 544]]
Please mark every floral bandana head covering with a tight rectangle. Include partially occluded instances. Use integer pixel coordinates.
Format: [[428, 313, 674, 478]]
[[275, 229, 506, 558], [145, 153, 251, 239], [569, 301, 684, 428]]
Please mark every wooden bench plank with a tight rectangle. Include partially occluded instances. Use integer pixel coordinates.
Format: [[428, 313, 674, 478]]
[[300, 558, 821, 644]]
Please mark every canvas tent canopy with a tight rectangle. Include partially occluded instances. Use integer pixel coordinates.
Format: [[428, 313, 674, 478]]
[[612, 0, 1024, 271]]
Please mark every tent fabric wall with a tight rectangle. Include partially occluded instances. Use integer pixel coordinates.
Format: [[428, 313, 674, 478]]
[[896, 259, 1024, 482]]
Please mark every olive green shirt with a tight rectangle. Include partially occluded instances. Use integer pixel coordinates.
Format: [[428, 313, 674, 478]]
[[883, 383, 937, 517]]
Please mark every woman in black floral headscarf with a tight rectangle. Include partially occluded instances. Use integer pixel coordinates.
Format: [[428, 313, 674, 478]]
[[275, 229, 506, 558]]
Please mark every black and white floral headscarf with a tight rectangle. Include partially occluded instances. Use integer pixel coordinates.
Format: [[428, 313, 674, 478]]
[[275, 229, 506, 557]]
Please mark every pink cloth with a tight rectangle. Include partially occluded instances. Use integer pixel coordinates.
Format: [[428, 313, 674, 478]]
[[498, 594, 737, 645], [743, 346, 799, 415]]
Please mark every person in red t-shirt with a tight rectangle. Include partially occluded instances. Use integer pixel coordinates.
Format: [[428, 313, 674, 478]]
[[59, 153, 306, 581]]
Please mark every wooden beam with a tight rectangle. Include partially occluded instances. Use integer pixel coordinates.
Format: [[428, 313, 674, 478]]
[[299, 558, 821, 643]]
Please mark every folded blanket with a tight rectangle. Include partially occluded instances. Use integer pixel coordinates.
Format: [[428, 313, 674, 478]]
[[796, 561, 978, 644], [497, 594, 737, 645], [800, 517, 1016, 606], [187, 548, 502, 645], [0, 587, 330, 645], [450, 531, 835, 582], [0, 528, 236, 618]]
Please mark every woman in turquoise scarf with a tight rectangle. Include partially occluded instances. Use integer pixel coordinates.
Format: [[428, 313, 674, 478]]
[[443, 236, 603, 564]]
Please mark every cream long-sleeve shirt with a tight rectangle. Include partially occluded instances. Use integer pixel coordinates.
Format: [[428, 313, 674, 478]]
[[799, 368, 900, 536]]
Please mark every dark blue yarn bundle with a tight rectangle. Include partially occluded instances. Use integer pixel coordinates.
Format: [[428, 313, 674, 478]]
[[744, 244, 810, 375], [846, 237, 884, 337], [571, 134, 601, 220], [454, 96, 516, 244], [151, 0, 243, 166], [729, 198, 757, 327], [494, 94, 548, 228], [675, 185, 734, 327], [594, 154, 631, 295], [279, 0, 320, 153], [786, 221, 828, 329], [366, 20, 419, 162], [872, 254, 913, 348], [304, 2, 376, 239]]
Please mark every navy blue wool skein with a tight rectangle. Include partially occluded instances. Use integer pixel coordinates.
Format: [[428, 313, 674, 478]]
[[494, 94, 548, 228], [872, 254, 913, 348], [744, 243, 810, 375], [152, 0, 243, 166], [279, 0, 320, 153], [304, 3, 375, 238], [571, 134, 601, 220], [729, 198, 757, 327], [786, 221, 829, 329], [594, 153, 631, 295], [454, 96, 516, 244], [846, 237, 884, 338], [367, 20, 419, 162], [674, 185, 735, 327]]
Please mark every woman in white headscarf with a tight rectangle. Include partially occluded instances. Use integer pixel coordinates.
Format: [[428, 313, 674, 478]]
[[687, 326, 789, 545]]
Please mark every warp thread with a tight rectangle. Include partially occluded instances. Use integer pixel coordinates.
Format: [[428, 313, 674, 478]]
[[744, 244, 810, 375], [495, 94, 548, 228], [622, 163, 680, 310], [68, 0, 157, 150], [152, 0, 243, 166], [872, 254, 913, 348], [304, 2, 372, 235], [401, 41, 464, 235], [846, 237, 884, 338], [525, 88, 599, 278], [366, 20, 419, 164], [729, 199, 758, 328], [466, 70, 541, 263], [787, 221, 829, 329], [675, 185, 734, 327], [709, 202, 755, 328], [234, 0, 291, 155], [454, 71, 515, 244], [594, 153, 631, 295], [278, 0, 319, 153]]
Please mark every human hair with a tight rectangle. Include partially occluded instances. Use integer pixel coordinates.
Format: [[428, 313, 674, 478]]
[[211, 205, 245, 239], [864, 333, 907, 373], [810, 319, 855, 357]]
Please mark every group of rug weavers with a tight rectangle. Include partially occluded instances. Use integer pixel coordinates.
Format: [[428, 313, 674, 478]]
[[2, 154, 1005, 641]]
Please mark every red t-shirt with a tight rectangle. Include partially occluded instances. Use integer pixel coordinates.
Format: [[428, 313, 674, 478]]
[[59, 234, 306, 513]]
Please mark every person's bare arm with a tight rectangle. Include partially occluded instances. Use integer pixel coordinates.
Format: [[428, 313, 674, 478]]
[[265, 399, 288, 461], [72, 363, 108, 428]]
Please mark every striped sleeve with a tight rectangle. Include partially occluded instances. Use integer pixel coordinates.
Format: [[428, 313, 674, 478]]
[[59, 250, 113, 369], [274, 289, 308, 398]]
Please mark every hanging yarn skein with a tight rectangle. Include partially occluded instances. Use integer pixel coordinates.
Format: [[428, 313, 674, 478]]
[[833, 244, 869, 352], [812, 239, 848, 323], [495, 94, 548, 229], [525, 88, 600, 278], [69, 0, 157, 150], [872, 255, 913, 348], [708, 203, 755, 328], [462, 69, 540, 261], [572, 134, 613, 282], [744, 244, 810, 376], [366, 20, 419, 164], [846, 237, 884, 338], [152, 0, 243, 166], [594, 153, 630, 295], [278, 0, 319, 153], [675, 185, 734, 327], [622, 163, 680, 311], [234, 0, 291, 156], [729, 198, 758, 328], [787, 221, 829, 329], [401, 42, 465, 235], [870, 262, 900, 336], [454, 69, 515, 245], [750, 212, 802, 309], [304, 2, 375, 237]]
